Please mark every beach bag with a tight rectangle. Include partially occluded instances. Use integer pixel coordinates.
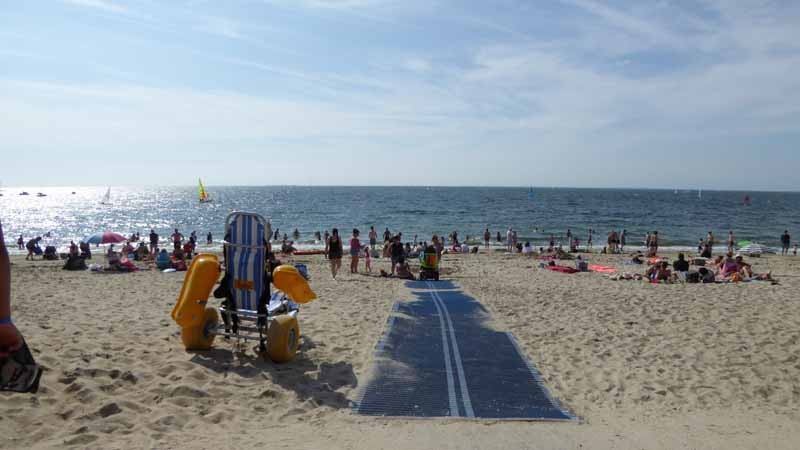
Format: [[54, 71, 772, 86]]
[[62, 256, 87, 271]]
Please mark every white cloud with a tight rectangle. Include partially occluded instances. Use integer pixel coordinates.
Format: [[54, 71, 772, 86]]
[[62, 0, 130, 15]]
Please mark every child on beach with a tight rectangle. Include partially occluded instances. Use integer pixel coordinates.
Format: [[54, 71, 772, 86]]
[[364, 246, 372, 272], [349, 229, 362, 273]]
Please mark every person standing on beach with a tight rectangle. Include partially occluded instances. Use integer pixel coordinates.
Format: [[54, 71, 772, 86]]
[[383, 228, 391, 243], [17, 235, 24, 250], [1, 219, 25, 360], [349, 229, 362, 274], [368, 226, 377, 250], [506, 228, 513, 252], [587, 229, 593, 251], [649, 231, 659, 257], [389, 236, 404, 275], [149, 229, 159, 253], [707, 231, 715, 250], [620, 230, 627, 252], [566, 229, 572, 250], [206, 232, 213, 245], [24, 237, 41, 261], [483, 228, 491, 249], [273, 229, 279, 241], [325, 228, 343, 279], [727, 231, 735, 254], [781, 230, 791, 256], [496, 231, 501, 243], [292, 228, 300, 242], [171, 229, 183, 250]]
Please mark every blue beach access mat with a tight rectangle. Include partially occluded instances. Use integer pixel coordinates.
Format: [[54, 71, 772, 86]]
[[353, 280, 577, 421]]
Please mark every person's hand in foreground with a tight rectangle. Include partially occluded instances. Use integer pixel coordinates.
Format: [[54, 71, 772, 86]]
[[0, 219, 23, 358]]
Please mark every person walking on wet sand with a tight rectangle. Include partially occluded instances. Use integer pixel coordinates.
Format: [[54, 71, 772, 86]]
[[368, 226, 377, 250], [325, 228, 343, 279], [727, 231, 735, 254], [781, 230, 791, 256], [483, 228, 491, 249], [17, 235, 24, 251], [171, 229, 183, 250], [648, 231, 659, 257]]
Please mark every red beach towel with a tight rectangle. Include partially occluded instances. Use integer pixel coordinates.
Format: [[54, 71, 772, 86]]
[[589, 264, 617, 273], [546, 265, 580, 274]]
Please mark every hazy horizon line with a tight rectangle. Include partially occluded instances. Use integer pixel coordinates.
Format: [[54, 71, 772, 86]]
[[1, 184, 797, 194]]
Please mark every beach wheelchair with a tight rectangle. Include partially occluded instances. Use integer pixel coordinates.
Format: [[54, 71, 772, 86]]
[[171, 212, 317, 363], [418, 246, 440, 281]]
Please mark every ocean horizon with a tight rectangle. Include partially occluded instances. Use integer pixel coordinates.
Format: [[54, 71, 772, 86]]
[[2, 186, 798, 254]]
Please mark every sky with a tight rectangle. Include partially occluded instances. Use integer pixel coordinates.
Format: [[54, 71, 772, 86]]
[[0, 0, 799, 190]]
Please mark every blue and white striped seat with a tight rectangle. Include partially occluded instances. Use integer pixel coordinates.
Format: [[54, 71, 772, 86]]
[[226, 213, 268, 312]]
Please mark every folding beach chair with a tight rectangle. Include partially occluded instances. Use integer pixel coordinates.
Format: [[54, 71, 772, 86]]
[[418, 246, 440, 281]]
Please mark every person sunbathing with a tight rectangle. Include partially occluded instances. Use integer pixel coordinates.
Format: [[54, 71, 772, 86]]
[[646, 261, 672, 281], [720, 252, 739, 278], [734, 255, 755, 278], [395, 257, 416, 280]]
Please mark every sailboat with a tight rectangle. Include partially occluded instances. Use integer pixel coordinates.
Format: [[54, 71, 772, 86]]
[[198, 178, 212, 203], [528, 187, 534, 201], [101, 187, 111, 205]]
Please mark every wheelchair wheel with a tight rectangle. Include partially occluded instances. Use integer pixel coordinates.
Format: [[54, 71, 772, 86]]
[[181, 307, 219, 350], [267, 315, 300, 363]]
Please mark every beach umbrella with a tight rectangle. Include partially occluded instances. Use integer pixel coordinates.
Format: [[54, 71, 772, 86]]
[[82, 232, 127, 245], [738, 243, 773, 256], [737, 240, 752, 248]]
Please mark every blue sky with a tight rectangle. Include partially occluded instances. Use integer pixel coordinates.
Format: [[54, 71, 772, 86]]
[[1, 0, 799, 189]]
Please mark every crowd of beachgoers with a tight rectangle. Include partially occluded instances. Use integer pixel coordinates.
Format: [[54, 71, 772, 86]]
[[10, 223, 797, 286]]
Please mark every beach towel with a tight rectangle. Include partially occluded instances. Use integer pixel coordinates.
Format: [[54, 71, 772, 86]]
[[546, 265, 580, 274], [589, 264, 617, 273]]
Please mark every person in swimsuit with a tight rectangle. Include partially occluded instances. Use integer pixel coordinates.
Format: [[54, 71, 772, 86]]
[[17, 235, 24, 250], [368, 226, 377, 250], [483, 228, 491, 249], [349, 229, 362, 273], [363, 245, 372, 272], [720, 252, 738, 278], [1, 219, 24, 359], [781, 230, 791, 256], [326, 228, 343, 279], [727, 231, 735, 253]]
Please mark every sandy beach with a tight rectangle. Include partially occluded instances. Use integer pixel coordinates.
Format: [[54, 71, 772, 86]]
[[2, 250, 799, 450]]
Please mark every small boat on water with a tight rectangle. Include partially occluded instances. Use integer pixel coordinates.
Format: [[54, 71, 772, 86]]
[[20, 191, 29, 196], [199, 178, 212, 203], [100, 187, 111, 205], [36, 192, 47, 197]]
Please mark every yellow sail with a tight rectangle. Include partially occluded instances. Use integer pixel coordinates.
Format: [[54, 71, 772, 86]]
[[198, 178, 209, 202]]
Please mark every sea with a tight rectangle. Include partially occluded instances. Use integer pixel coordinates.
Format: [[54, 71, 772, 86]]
[[1, 186, 798, 254]]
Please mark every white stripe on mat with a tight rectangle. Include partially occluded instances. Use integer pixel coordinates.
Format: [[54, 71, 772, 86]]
[[428, 281, 475, 418], [429, 285, 459, 416]]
